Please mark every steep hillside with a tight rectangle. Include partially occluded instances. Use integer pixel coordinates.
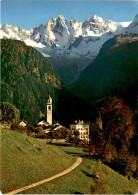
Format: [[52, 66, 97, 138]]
[[1, 129, 137, 194], [1, 38, 95, 125], [1, 129, 75, 193], [70, 34, 138, 108], [1, 38, 62, 124], [9, 141, 137, 194]]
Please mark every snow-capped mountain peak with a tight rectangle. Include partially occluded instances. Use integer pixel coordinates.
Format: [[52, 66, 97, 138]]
[[0, 14, 137, 86], [126, 14, 138, 34], [1, 14, 135, 59], [58, 14, 66, 21], [1, 14, 133, 50], [90, 14, 104, 23]]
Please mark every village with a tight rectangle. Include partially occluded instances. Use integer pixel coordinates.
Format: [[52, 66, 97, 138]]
[[17, 95, 93, 144]]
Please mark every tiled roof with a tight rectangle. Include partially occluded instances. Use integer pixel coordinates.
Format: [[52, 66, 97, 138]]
[[37, 120, 49, 126]]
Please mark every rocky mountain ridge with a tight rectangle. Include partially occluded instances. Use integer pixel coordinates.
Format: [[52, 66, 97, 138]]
[[0, 15, 131, 58], [1, 14, 137, 86]]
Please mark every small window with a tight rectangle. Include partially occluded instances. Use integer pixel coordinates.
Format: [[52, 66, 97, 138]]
[[48, 106, 51, 110]]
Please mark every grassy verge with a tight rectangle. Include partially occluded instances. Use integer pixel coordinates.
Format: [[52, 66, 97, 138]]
[[20, 143, 137, 194], [1, 129, 75, 193]]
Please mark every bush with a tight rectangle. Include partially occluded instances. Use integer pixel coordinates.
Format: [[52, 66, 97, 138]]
[[92, 160, 109, 194], [117, 146, 137, 177], [27, 124, 35, 132], [78, 141, 87, 148], [0, 102, 20, 125], [83, 145, 96, 155], [36, 126, 45, 137], [91, 181, 109, 194], [102, 143, 117, 163]]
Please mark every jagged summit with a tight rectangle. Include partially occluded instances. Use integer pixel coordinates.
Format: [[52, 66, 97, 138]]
[[126, 13, 138, 34], [0, 14, 137, 86], [58, 15, 66, 21], [1, 14, 136, 59], [0, 14, 132, 49], [90, 14, 104, 22]]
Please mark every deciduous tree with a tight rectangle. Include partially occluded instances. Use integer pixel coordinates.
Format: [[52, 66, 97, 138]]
[[100, 97, 135, 150]]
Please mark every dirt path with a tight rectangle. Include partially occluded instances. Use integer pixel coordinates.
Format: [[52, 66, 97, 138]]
[[6, 157, 82, 194]]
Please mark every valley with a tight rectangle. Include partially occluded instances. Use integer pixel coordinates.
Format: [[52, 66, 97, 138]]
[[1, 6, 138, 194]]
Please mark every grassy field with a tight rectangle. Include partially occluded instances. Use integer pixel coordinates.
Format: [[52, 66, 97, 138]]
[[1, 130, 137, 194], [1, 129, 75, 193], [20, 142, 137, 194]]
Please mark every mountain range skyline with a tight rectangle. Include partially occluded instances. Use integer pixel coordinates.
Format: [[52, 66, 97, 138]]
[[1, 13, 137, 87], [1, 0, 138, 30]]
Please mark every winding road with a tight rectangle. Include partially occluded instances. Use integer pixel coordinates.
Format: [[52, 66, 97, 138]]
[[6, 157, 82, 194]]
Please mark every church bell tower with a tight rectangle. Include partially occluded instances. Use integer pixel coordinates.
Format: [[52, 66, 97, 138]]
[[47, 95, 52, 124]]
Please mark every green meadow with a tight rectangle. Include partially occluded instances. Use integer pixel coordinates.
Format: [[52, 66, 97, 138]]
[[1, 129, 137, 194], [1, 129, 75, 193]]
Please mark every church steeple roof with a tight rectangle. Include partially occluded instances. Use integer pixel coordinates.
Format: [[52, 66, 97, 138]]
[[47, 95, 52, 100]]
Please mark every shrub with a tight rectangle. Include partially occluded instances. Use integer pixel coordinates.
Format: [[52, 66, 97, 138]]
[[83, 145, 96, 155], [117, 146, 137, 177], [27, 131, 36, 137], [36, 126, 45, 137], [0, 102, 20, 125], [91, 181, 109, 194], [93, 160, 102, 182], [78, 140, 88, 148], [92, 160, 109, 194], [102, 143, 117, 163], [27, 124, 35, 132]]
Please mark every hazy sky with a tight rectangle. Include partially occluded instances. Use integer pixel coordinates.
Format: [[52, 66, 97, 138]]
[[1, 0, 138, 30]]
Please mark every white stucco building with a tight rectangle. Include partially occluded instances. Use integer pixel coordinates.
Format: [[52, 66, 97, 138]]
[[19, 121, 27, 127], [70, 120, 90, 142]]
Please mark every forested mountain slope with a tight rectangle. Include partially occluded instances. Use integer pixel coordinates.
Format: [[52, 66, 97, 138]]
[[1, 39, 62, 124], [1, 39, 94, 125], [70, 34, 138, 109]]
